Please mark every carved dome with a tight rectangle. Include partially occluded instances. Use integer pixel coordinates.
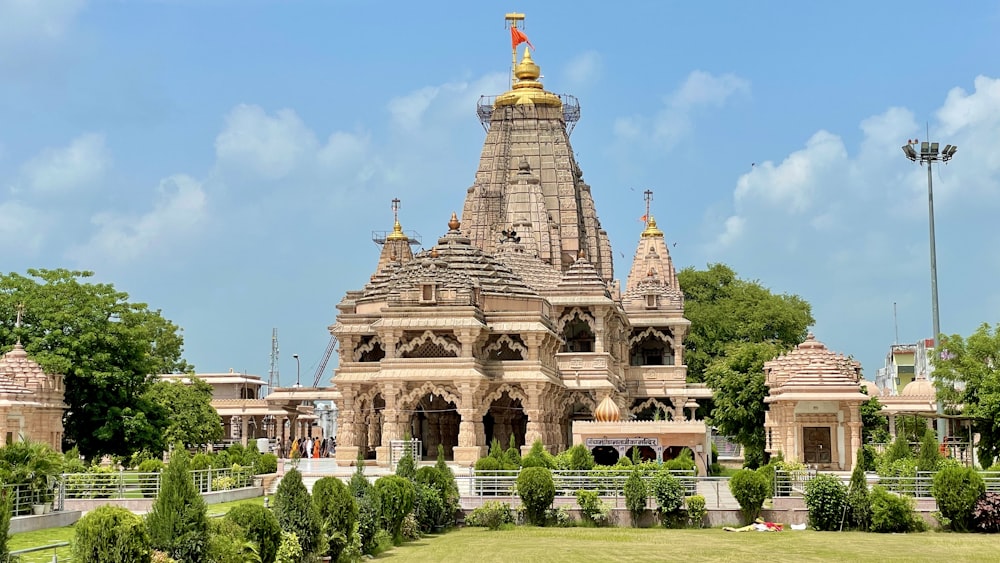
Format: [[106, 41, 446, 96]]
[[901, 378, 935, 398], [860, 380, 881, 397], [594, 396, 621, 423]]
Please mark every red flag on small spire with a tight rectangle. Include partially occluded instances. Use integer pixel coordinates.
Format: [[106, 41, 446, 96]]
[[511, 26, 534, 51]]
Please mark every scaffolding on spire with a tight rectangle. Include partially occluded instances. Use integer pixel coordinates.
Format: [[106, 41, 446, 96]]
[[372, 198, 421, 246]]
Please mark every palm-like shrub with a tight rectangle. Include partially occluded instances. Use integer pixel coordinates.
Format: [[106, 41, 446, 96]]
[[0, 439, 63, 505]]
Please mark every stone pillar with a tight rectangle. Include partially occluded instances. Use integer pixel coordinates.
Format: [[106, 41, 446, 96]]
[[673, 326, 687, 366], [335, 392, 359, 466], [241, 416, 249, 446], [593, 311, 605, 354], [453, 383, 485, 466], [376, 386, 402, 465]]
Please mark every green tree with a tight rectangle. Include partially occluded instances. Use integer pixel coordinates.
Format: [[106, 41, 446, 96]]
[[272, 468, 322, 557], [703, 341, 783, 468], [144, 378, 222, 447], [933, 323, 1000, 467], [677, 263, 813, 382], [224, 503, 281, 563], [860, 393, 889, 443], [146, 448, 209, 562], [0, 488, 11, 561], [312, 476, 357, 561], [0, 269, 190, 459]]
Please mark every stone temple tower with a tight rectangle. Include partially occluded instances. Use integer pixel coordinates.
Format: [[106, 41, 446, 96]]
[[461, 48, 614, 282]]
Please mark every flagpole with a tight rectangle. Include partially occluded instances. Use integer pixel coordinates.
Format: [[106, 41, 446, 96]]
[[505, 12, 525, 88]]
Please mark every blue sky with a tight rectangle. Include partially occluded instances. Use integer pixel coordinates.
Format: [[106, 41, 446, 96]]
[[4, 1, 1000, 386]]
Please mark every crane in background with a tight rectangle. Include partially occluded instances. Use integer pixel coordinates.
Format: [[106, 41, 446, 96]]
[[311, 334, 338, 387]]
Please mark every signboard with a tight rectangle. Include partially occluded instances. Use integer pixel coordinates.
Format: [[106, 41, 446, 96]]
[[585, 437, 659, 448]]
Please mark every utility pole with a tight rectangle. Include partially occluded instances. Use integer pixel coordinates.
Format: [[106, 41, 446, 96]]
[[902, 139, 958, 443]]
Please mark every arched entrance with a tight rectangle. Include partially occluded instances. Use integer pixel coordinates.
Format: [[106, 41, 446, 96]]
[[484, 391, 526, 450], [592, 446, 619, 465], [409, 393, 460, 461]]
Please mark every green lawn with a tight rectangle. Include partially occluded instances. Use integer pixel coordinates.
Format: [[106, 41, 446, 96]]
[[375, 527, 1000, 563], [8, 495, 265, 562]]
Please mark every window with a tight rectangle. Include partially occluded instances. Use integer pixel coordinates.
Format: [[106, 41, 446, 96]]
[[645, 294, 657, 309], [421, 284, 436, 303]]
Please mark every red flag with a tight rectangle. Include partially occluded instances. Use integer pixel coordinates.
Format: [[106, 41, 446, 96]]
[[511, 26, 534, 51]]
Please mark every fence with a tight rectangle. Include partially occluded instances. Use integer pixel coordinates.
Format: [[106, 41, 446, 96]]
[[57, 466, 256, 507], [2, 483, 44, 516], [462, 469, 697, 499], [8, 542, 71, 562], [775, 469, 1000, 498]]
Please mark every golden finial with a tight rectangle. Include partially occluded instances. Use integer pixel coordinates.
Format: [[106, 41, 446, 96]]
[[641, 217, 664, 238], [578, 249, 586, 260], [430, 248, 440, 258], [386, 198, 408, 241], [448, 212, 461, 231]]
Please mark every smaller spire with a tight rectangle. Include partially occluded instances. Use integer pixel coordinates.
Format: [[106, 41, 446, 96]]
[[386, 198, 408, 241]]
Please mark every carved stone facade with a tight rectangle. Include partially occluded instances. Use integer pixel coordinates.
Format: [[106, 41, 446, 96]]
[[329, 45, 709, 467], [0, 343, 67, 452]]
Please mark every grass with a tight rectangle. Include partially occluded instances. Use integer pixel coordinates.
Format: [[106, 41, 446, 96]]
[[375, 527, 1000, 563], [7, 495, 265, 562]]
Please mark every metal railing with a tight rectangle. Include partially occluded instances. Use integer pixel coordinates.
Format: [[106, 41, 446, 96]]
[[58, 466, 257, 503], [775, 469, 1000, 498], [463, 469, 697, 499], [2, 483, 50, 516], [8, 541, 71, 562]]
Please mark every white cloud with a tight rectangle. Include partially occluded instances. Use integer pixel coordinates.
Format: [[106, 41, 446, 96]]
[[386, 72, 507, 133], [215, 105, 319, 181], [0, 0, 85, 46], [17, 132, 110, 194], [70, 174, 207, 264], [0, 200, 48, 253], [614, 70, 750, 151], [563, 51, 602, 87]]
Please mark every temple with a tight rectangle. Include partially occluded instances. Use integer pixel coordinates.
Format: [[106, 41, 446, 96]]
[[328, 27, 708, 467]]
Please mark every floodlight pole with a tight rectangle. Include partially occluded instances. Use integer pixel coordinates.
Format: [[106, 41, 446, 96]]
[[902, 140, 957, 444]]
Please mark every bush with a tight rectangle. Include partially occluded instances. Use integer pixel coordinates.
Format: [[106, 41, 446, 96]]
[[311, 476, 357, 560], [475, 456, 500, 471], [274, 531, 302, 563], [272, 468, 322, 557], [545, 505, 573, 527], [516, 466, 555, 525], [0, 489, 11, 561], [877, 457, 918, 496], [395, 451, 416, 481], [917, 433, 942, 473], [465, 500, 514, 530], [206, 518, 250, 563], [256, 453, 278, 475], [623, 469, 648, 527], [374, 475, 415, 542], [356, 492, 381, 555], [804, 473, 848, 531], [521, 440, 555, 469], [575, 489, 612, 526], [73, 505, 151, 563], [729, 468, 770, 524], [566, 444, 596, 471], [931, 465, 985, 532], [146, 448, 208, 563], [973, 491, 1000, 533], [686, 495, 707, 528], [413, 483, 445, 533], [870, 485, 925, 533], [662, 448, 696, 472], [882, 434, 913, 467], [846, 450, 871, 531], [190, 452, 212, 471], [650, 470, 685, 526], [225, 503, 281, 563]]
